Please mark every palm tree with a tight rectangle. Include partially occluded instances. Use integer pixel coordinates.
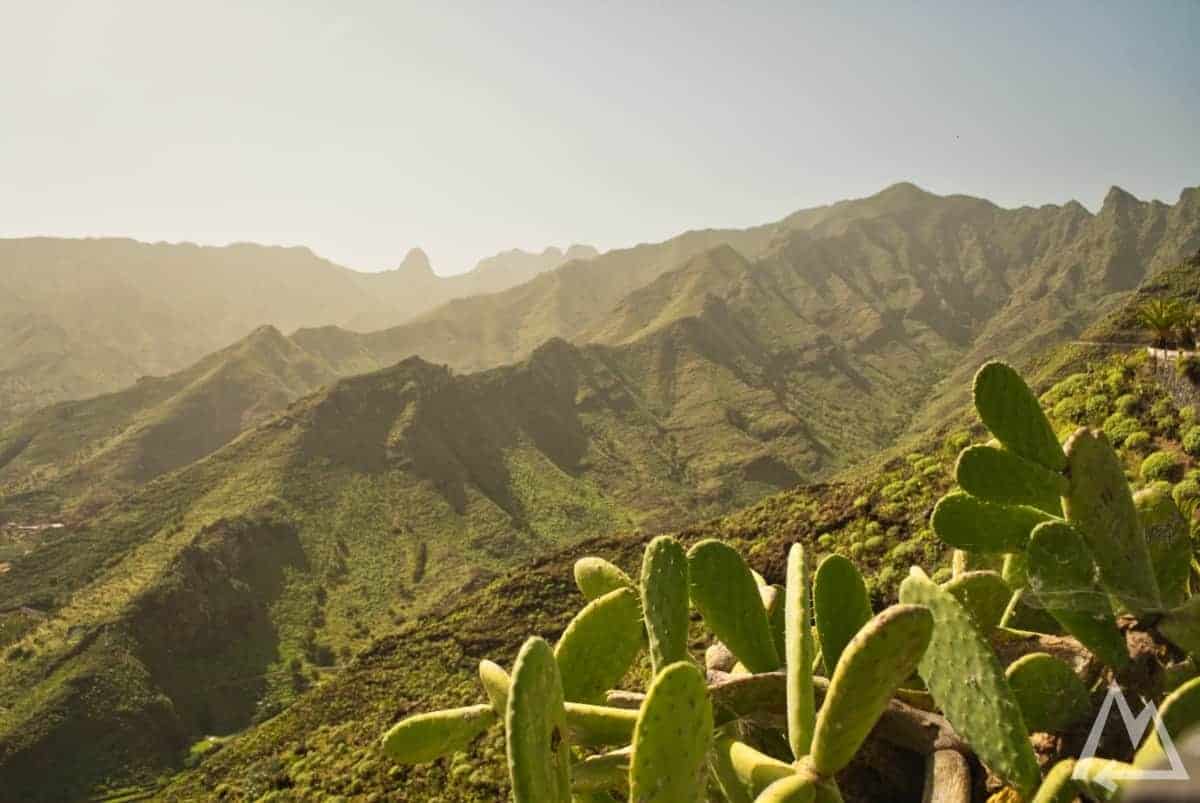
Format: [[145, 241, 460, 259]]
[[1136, 298, 1187, 349]]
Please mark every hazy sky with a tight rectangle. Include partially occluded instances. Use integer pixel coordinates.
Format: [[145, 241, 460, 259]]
[[2, 2, 1197, 275]]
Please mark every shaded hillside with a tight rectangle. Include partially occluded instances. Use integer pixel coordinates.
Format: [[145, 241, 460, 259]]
[[0, 325, 337, 520], [0, 238, 590, 423], [161, 336, 1200, 803]]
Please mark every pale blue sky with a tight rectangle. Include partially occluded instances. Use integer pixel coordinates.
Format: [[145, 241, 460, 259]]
[[1, 1, 1197, 275]]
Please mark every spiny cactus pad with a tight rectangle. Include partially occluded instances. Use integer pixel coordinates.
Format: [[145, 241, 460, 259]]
[[688, 539, 781, 673], [555, 586, 643, 704], [973, 361, 1067, 471], [725, 739, 794, 797], [381, 704, 497, 764], [1134, 484, 1192, 609], [1030, 759, 1078, 803], [506, 637, 572, 802], [640, 535, 691, 675], [762, 584, 788, 662], [574, 557, 634, 601], [811, 604, 933, 775], [1025, 521, 1129, 667], [753, 770, 818, 802], [1134, 675, 1200, 768], [629, 661, 713, 802], [1063, 427, 1162, 616], [1004, 652, 1090, 733], [899, 567, 1040, 797], [479, 659, 510, 712], [785, 544, 816, 760], [1159, 595, 1200, 655], [954, 444, 1067, 514], [943, 570, 1011, 635], [813, 554, 872, 675], [931, 491, 1052, 553]]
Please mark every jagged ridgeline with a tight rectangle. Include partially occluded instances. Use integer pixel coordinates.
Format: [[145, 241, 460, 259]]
[[371, 362, 1200, 802]]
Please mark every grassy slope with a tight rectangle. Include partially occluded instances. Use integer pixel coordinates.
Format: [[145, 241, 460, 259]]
[[164, 299, 1200, 802]]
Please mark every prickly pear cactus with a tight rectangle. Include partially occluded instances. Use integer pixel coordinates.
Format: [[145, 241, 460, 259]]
[[785, 543, 816, 760], [380, 704, 497, 764], [1004, 652, 1090, 733], [574, 556, 633, 601], [555, 586, 643, 704], [507, 636, 572, 803], [1134, 675, 1200, 768], [810, 604, 933, 775], [942, 570, 1010, 635], [954, 444, 1066, 515], [973, 360, 1067, 471], [640, 535, 691, 675], [1134, 484, 1192, 609], [812, 554, 872, 674], [629, 661, 713, 802], [900, 567, 1040, 797], [931, 490, 1051, 553], [753, 769, 818, 802], [688, 539, 781, 673], [1062, 427, 1162, 616], [1024, 520, 1129, 668]]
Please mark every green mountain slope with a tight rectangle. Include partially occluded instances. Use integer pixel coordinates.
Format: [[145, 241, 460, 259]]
[[0, 239, 591, 424], [163, 312, 1200, 803], [0, 325, 338, 521]]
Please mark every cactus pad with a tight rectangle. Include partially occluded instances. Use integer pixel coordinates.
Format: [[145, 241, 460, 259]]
[[785, 544, 816, 760], [688, 539, 781, 673], [813, 554, 872, 675], [563, 702, 639, 748], [381, 704, 497, 764], [629, 661, 713, 802], [931, 491, 1052, 553], [754, 771, 818, 802], [811, 604, 933, 775], [954, 445, 1067, 514], [555, 586, 643, 704], [479, 659, 510, 712], [900, 567, 1040, 796], [1159, 595, 1200, 656], [574, 557, 633, 600], [640, 535, 691, 675], [1134, 485, 1192, 609], [1134, 675, 1200, 768], [1030, 759, 1078, 803], [506, 637, 572, 802], [725, 738, 794, 797], [1063, 427, 1162, 616], [973, 361, 1067, 471], [1004, 652, 1090, 732], [943, 570, 1011, 635], [1025, 520, 1129, 667]]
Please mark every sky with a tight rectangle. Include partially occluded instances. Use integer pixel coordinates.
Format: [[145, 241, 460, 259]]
[[1, 2, 1197, 276]]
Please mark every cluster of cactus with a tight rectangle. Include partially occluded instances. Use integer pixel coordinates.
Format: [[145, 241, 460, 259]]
[[379, 360, 1200, 801]]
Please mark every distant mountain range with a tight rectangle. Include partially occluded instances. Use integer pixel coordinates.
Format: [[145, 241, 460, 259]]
[[0, 181, 1198, 799], [0, 238, 597, 424]]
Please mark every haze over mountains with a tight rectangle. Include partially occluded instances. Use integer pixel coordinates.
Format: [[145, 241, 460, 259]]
[[0, 239, 596, 424], [1, 181, 1198, 799]]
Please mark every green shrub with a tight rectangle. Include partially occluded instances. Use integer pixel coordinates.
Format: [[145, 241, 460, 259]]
[[1102, 413, 1141, 446], [1044, 373, 1089, 404], [1115, 393, 1139, 415], [1052, 397, 1086, 423], [1183, 427, 1200, 457], [1183, 405, 1199, 425], [1172, 478, 1200, 514], [1085, 394, 1110, 422], [880, 481, 905, 500], [943, 431, 972, 456], [864, 535, 885, 553], [1178, 354, 1200, 384], [1157, 415, 1180, 439], [1152, 398, 1177, 419], [1124, 431, 1152, 453], [1141, 450, 1185, 483]]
